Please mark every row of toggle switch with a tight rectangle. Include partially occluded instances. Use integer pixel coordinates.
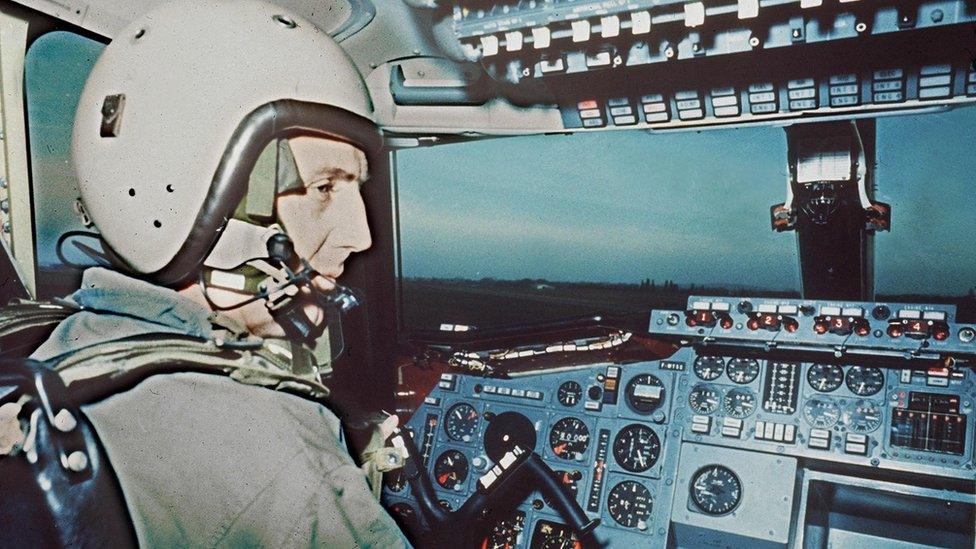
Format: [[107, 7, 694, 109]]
[[475, 0, 864, 57]]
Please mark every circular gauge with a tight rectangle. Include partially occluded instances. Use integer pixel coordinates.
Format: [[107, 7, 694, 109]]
[[726, 358, 760, 384], [531, 520, 582, 549], [557, 381, 583, 407], [624, 373, 666, 415], [483, 411, 537, 463], [807, 363, 845, 393], [845, 366, 885, 397], [690, 465, 743, 516], [607, 480, 653, 528], [843, 399, 883, 433], [723, 388, 757, 419], [693, 356, 726, 381], [444, 402, 480, 442], [613, 424, 661, 473], [543, 469, 582, 509], [433, 449, 469, 490], [688, 385, 720, 415], [388, 502, 418, 531], [481, 510, 525, 549], [803, 397, 840, 429], [548, 417, 590, 460], [384, 469, 407, 492]]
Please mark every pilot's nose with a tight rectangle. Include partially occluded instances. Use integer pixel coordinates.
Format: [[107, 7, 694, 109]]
[[329, 185, 372, 253]]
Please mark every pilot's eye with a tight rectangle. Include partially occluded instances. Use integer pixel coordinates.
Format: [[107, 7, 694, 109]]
[[316, 182, 335, 195]]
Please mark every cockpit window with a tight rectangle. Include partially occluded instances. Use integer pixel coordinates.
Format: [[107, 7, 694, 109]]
[[25, 31, 105, 297], [396, 128, 802, 333], [874, 106, 976, 312]]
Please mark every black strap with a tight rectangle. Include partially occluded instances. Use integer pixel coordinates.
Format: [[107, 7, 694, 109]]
[[0, 359, 137, 548], [0, 300, 75, 358]]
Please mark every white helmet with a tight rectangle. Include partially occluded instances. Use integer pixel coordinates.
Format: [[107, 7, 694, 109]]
[[72, 0, 378, 287]]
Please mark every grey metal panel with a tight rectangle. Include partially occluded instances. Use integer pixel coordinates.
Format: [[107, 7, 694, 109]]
[[11, 0, 361, 40], [671, 443, 798, 548]]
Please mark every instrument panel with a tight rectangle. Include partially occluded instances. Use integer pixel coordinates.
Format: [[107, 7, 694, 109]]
[[384, 363, 684, 547], [385, 296, 976, 547]]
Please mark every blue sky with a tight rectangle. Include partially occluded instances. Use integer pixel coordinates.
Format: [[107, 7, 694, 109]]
[[26, 31, 976, 298], [397, 109, 976, 296]]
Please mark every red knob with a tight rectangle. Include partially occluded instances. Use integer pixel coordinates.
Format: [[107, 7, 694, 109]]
[[813, 320, 829, 334], [887, 324, 903, 338]]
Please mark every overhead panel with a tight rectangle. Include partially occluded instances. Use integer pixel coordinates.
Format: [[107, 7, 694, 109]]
[[435, 0, 976, 131]]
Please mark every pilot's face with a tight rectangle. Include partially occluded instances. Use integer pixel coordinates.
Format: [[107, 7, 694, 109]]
[[218, 138, 371, 338], [276, 137, 372, 290]]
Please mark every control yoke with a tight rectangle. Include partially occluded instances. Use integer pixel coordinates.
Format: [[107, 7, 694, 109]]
[[390, 428, 599, 545]]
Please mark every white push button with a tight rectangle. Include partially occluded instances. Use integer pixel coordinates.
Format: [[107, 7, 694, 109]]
[[631, 11, 651, 34]]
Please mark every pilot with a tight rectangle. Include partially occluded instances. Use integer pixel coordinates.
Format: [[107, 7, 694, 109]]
[[10, 0, 410, 546]]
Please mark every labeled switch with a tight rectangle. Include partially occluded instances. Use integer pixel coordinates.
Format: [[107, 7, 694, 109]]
[[691, 415, 712, 434], [721, 417, 743, 438], [844, 433, 869, 455], [809, 428, 832, 449]]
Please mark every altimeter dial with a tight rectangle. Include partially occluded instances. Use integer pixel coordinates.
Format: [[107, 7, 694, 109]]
[[549, 417, 590, 460]]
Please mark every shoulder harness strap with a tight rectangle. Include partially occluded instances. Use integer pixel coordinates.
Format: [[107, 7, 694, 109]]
[[0, 299, 76, 358], [52, 335, 332, 406]]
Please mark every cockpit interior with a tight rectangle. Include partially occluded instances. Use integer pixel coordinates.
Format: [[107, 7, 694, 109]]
[[1, 0, 975, 547]]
